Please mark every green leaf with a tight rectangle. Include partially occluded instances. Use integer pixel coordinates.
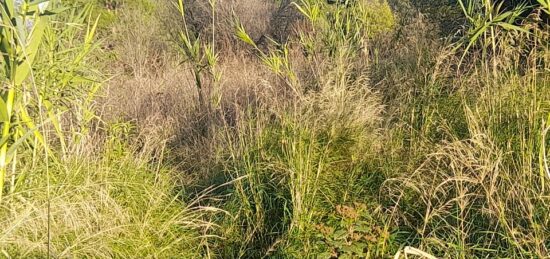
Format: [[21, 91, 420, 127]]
[[5, 122, 46, 165], [235, 23, 256, 48], [349, 243, 366, 254], [537, 0, 550, 14], [15, 15, 50, 85], [354, 225, 371, 233], [0, 98, 9, 122], [496, 22, 530, 34], [333, 229, 347, 239]]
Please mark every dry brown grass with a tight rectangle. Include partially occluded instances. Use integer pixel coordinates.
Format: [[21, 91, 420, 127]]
[[98, 0, 312, 180], [160, 0, 281, 54], [102, 47, 282, 183]]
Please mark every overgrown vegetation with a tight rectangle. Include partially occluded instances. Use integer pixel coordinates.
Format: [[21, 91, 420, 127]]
[[0, 0, 549, 258]]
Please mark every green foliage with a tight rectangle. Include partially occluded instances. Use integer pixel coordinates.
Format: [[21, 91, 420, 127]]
[[0, 138, 210, 258], [174, 0, 221, 112], [0, 0, 103, 201], [310, 203, 395, 258], [1, 0, 550, 258], [538, 0, 550, 14], [215, 102, 382, 256], [70, 0, 117, 30], [295, 0, 394, 58], [0, 0, 53, 200], [225, 2, 389, 256], [376, 1, 550, 257], [457, 0, 529, 71], [71, 0, 157, 31], [542, 113, 550, 182], [0, 2, 214, 257]]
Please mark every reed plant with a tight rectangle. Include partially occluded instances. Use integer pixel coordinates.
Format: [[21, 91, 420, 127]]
[[174, 0, 221, 115], [0, 0, 53, 201]]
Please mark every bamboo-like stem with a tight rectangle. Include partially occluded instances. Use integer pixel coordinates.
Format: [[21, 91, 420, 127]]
[[0, 87, 15, 201]]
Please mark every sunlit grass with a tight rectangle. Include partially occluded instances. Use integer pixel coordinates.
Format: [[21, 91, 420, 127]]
[[1, 0, 549, 258]]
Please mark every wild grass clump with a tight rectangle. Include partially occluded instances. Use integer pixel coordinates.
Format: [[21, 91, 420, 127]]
[[376, 1, 550, 257], [0, 139, 213, 258], [205, 0, 395, 257]]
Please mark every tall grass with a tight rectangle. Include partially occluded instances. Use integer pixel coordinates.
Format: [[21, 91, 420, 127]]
[[212, 0, 394, 257], [0, 140, 213, 258], [380, 0, 550, 257], [0, 1, 217, 257], [0, 0, 53, 201], [174, 0, 221, 114], [2, 0, 550, 258]]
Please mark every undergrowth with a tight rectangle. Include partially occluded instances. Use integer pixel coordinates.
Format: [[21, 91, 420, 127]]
[[0, 0, 549, 258]]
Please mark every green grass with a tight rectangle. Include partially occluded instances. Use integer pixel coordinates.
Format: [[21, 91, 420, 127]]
[[0, 138, 213, 258], [1, 0, 549, 258]]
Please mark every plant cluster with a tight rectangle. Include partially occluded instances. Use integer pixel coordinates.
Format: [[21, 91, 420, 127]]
[[0, 0, 549, 258]]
